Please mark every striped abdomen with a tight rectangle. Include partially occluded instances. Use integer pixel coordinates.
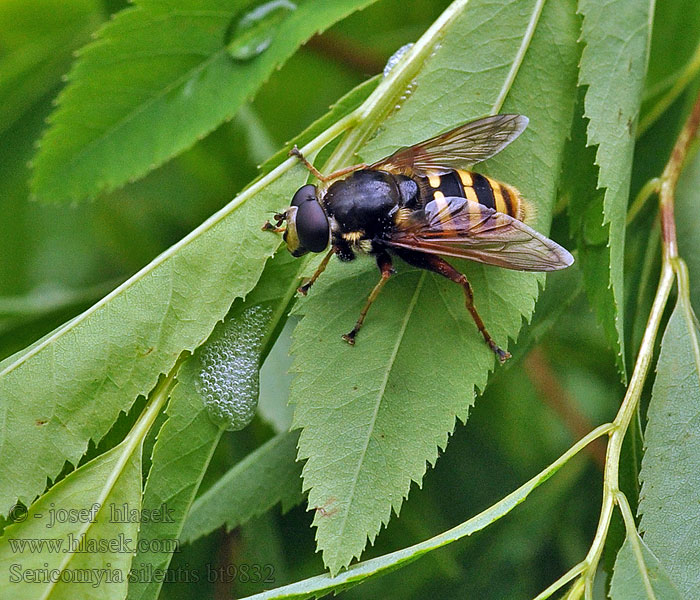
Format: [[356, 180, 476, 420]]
[[420, 169, 527, 222]]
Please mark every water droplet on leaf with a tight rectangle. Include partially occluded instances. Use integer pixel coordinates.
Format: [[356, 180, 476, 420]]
[[196, 305, 272, 430], [226, 0, 297, 62]]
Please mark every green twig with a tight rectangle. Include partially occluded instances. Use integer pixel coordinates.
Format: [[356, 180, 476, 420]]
[[627, 177, 660, 224], [564, 576, 585, 600], [325, 0, 469, 169], [532, 561, 585, 600], [583, 86, 700, 600], [537, 82, 700, 600], [638, 37, 700, 137]]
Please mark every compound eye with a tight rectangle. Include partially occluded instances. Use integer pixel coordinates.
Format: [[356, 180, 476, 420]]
[[296, 199, 330, 253], [291, 184, 317, 207]]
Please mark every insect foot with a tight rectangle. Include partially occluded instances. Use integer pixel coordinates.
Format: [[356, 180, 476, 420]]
[[489, 341, 511, 363]]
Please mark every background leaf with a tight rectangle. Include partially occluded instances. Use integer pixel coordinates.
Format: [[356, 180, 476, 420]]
[[610, 533, 683, 600], [0, 163, 307, 513], [31, 0, 380, 203], [126, 247, 307, 600], [0, 0, 101, 136], [0, 397, 155, 600], [638, 293, 700, 597], [239, 423, 606, 600], [574, 0, 655, 380], [290, 0, 579, 574], [180, 430, 302, 545]]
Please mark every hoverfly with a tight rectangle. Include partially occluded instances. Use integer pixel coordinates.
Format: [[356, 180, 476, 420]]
[[263, 114, 573, 362]]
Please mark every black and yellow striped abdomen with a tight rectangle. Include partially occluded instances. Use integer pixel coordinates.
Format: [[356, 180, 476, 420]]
[[419, 169, 527, 222]]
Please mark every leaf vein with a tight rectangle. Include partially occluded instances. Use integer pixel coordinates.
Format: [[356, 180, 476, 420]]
[[333, 273, 426, 545]]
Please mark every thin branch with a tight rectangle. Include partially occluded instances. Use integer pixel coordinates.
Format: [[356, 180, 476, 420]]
[[638, 37, 700, 137], [525, 348, 607, 470], [305, 33, 387, 75], [531, 561, 585, 600], [538, 80, 700, 600], [659, 85, 700, 258], [564, 576, 585, 600]]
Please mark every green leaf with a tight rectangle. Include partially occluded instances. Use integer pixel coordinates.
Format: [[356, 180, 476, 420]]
[[610, 533, 683, 600], [238, 425, 607, 599], [574, 0, 655, 380], [180, 430, 302, 545], [258, 74, 380, 176], [0, 386, 164, 600], [290, 0, 579, 574], [0, 158, 308, 513], [638, 293, 700, 598], [31, 0, 380, 203], [258, 318, 296, 433], [126, 248, 303, 600], [125, 367, 223, 600], [0, 0, 102, 135]]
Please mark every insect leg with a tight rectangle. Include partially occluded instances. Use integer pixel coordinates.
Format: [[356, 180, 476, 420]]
[[289, 146, 368, 182], [261, 221, 285, 232], [342, 252, 394, 345], [262, 212, 286, 232], [394, 249, 511, 362], [298, 247, 336, 295]]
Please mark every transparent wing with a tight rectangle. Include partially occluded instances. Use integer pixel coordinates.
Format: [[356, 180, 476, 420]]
[[387, 196, 573, 272], [371, 114, 529, 175]]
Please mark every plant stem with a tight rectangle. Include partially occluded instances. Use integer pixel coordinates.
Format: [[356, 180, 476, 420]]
[[532, 561, 585, 600], [565, 577, 585, 600], [538, 81, 700, 600], [124, 357, 182, 452], [626, 177, 660, 224], [580, 260, 674, 595], [525, 348, 606, 470], [659, 85, 700, 259], [638, 36, 700, 137], [325, 0, 469, 169]]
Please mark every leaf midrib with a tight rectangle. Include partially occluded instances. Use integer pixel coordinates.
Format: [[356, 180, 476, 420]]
[[38, 443, 137, 600], [332, 272, 426, 556], [62, 17, 231, 174], [490, 0, 546, 114], [323, 0, 546, 563]]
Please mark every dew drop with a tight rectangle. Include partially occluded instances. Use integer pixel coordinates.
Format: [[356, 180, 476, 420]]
[[226, 0, 297, 62], [196, 304, 272, 431], [383, 43, 414, 77]]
